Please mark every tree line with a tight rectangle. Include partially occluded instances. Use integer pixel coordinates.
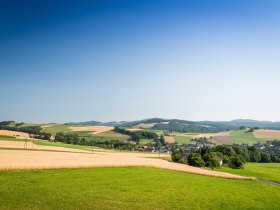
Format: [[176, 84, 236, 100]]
[[54, 132, 137, 150], [0, 121, 51, 140], [171, 143, 280, 169], [114, 127, 158, 142]]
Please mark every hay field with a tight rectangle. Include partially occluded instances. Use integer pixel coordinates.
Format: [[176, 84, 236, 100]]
[[0, 130, 29, 139], [253, 129, 280, 139], [70, 126, 114, 134], [209, 131, 231, 144], [164, 136, 175, 143], [0, 140, 252, 180]]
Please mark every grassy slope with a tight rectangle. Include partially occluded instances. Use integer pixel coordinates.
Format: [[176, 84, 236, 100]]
[[42, 125, 71, 136], [216, 163, 280, 183], [33, 140, 101, 150], [0, 167, 279, 210], [142, 128, 166, 135], [0, 135, 19, 141], [228, 129, 265, 145], [174, 136, 193, 144], [72, 131, 129, 142]]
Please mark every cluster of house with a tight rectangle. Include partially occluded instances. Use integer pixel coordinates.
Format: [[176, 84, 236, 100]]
[[135, 145, 171, 153], [179, 142, 223, 166], [241, 141, 274, 150]]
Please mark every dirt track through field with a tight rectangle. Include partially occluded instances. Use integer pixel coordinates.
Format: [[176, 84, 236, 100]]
[[0, 141, 254, 180]]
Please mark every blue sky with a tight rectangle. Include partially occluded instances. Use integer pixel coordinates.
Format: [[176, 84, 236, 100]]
[[1, 0, 280, 123]]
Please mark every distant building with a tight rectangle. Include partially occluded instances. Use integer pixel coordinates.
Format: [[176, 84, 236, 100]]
[[241, 143, 249, 148], [215, 156, 223, 166]]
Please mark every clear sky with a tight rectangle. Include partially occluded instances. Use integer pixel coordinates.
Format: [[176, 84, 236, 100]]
[[1, 0, 280, 123]]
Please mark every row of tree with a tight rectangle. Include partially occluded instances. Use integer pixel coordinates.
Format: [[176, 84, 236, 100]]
[[0, 121, 51, 140], [172, 144, 280, 169], [54, 132, 137, 150]]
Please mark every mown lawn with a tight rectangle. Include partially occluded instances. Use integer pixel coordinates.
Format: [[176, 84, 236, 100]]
[[0, 167, 279, 210], [216, 163, 280, 183]]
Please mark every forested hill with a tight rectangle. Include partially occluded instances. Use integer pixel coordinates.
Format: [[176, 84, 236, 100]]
[[65, 118, 280, 133]]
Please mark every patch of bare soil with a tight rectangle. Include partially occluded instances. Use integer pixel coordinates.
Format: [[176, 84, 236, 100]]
[[209, 132, 231, 144]]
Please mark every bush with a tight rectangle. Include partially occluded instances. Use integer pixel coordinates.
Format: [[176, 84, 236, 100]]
[[187, 153, 205, 167], [229, 156, 244, 169]]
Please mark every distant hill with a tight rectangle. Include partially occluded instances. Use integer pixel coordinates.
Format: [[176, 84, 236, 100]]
[[65, 118, 280, 133]]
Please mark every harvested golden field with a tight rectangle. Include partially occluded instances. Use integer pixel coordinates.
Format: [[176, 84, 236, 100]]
[[133, 123, 156, 129], [0, 147, 253, 180], [172, 131, 230, 139], [70, 126, 114, 134], [0, 130, 29, 139], [253, 129, 280, 139], [164, 136, 175, 143], [93, 131, 128, 138]]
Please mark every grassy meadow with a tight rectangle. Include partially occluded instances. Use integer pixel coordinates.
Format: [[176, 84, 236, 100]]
[[0, 167, 279, 210], [0, 135, 19, 141], [216, 163, 280, 183], [227, 129, 265, 145], [174, 136, 193, 144], [42, 124, 71, 136]]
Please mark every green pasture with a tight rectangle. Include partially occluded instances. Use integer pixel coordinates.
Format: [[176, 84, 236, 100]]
[[228, 129, 265, 145], [216, 163, 280, 183], [0, 167, 279, 210]]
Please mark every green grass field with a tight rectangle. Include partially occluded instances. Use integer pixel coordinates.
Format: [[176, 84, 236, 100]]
[[228, 129, 265, 145], [72, 131, 129, 142], [174, 136, 193, 144], [142, 129, 166, 135], [216, 163, 280, 183], [42, 124, 71, 136], [33, 139, 101, 150], [0, 135, 17, 141], [139, 138, 154, 145], [0, 167, 279, 210]]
